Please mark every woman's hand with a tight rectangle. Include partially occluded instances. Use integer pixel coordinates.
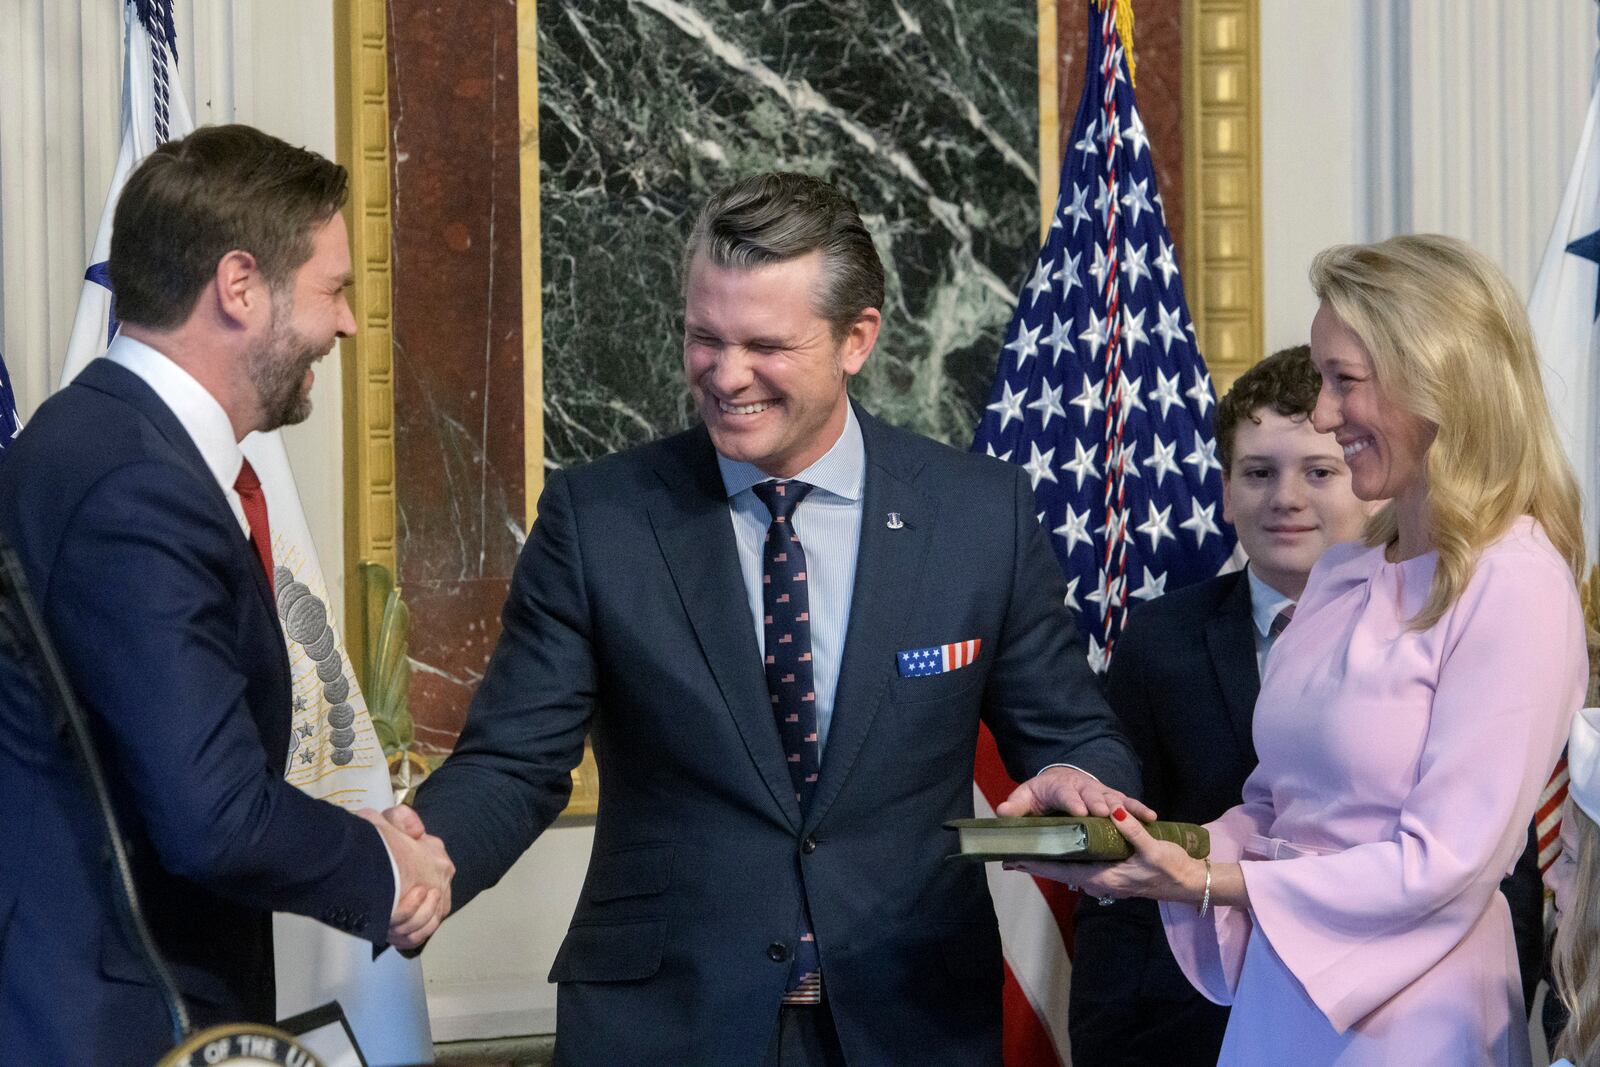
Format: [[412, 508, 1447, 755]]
[[1007, 807, 1208, 904]]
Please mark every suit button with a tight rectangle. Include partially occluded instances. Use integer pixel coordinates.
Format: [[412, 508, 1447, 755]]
[[800, 836, 817, 855], [767, 942, 789, 963]]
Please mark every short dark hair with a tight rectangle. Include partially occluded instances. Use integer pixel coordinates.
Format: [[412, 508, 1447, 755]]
[[109, 124, 348, 330], [1213, 344, 1321, 473], [684, 172, 885, 338]]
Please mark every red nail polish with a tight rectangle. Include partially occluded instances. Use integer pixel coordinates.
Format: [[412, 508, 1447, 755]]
[[1113, 807, 1127, 821]]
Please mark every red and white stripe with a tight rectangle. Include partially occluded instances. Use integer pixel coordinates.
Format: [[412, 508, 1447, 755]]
[[1537, 757, 1569, 873], [943, 638, 983, 671]]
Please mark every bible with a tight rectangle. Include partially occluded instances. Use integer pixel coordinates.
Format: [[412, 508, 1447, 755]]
[[946, 816, 1210, 862]]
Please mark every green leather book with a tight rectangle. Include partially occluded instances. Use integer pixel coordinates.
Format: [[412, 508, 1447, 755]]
[[945, 816, 1210, 862]]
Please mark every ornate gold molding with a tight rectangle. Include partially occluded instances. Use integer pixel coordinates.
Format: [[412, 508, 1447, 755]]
[[333, 0, 398, 673], [520, 0, 598, 817], [1182, 0, 1263, 392], [1038, 0, 1059, 241]]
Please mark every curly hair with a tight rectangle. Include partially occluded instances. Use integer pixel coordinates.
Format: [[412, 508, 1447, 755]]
[[1213, 344, 1320, 473]]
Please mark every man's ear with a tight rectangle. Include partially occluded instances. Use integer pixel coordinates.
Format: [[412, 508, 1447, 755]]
[[839, 307, 881, 376], [1220, 469, 1234, 525], [213, 249, 263, 327]]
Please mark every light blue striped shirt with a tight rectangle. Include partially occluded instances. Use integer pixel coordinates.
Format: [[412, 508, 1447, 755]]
[[718, 404, 864, 756]]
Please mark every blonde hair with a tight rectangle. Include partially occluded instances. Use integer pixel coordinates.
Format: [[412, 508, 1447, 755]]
[[1556, 806, 1600, 1066], [1309, 234, 1584, 630]]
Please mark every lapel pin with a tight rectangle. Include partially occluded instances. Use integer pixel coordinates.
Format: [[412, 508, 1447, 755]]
[[886, 512, 904, 530]]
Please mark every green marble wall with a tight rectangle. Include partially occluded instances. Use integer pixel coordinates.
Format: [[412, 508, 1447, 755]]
[[538, 0, 1041, 466]]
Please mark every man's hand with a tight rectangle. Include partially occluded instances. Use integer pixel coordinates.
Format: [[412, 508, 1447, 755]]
[[358, 805, 455, 950], [995, 766, 1156, 820]]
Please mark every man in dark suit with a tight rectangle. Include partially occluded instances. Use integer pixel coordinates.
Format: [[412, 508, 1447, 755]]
[[406, 172, 1146, 1066], [1066, 345, 1548, 1065], [0, 124, 452, 1066]]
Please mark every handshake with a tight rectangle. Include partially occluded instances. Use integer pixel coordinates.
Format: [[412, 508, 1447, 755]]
[[358, 805, 456, 950]]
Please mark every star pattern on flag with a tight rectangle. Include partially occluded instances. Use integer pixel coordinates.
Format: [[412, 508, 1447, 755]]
[[970, 2, 1235, 667], [1566, 228, 1600, 319]]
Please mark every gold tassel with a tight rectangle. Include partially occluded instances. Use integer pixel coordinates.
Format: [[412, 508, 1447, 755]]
[[1096, 0, 1137, 86]]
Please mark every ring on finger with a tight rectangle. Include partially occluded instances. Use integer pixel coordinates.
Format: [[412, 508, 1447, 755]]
[[1096, 895, 1115, 906]]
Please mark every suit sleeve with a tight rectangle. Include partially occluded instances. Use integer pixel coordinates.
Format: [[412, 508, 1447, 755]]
[[411, 467, 593, 910], [47, 462, 394, 944], [1103, 611, 1166, 814], [980, 466, 1141, 798]]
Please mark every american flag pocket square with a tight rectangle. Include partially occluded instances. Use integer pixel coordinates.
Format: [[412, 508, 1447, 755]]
[[896, 639, 982, 678]]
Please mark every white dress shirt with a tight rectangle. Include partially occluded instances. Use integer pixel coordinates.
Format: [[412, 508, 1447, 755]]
[[1247, 565, 1297, 678]]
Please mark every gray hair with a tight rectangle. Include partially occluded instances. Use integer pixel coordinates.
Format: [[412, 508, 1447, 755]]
[[684, 172, 885, 338]]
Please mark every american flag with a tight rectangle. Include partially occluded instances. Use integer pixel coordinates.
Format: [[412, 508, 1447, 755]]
[[967, 2, 1235, 1063], [971, 1, 1234, 674]]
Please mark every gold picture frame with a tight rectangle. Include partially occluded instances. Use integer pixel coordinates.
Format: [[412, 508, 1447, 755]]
[[336, 0, 1261, 822]]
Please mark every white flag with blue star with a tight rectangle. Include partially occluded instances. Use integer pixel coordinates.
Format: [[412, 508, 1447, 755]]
[[1529, 72, 1600, 563], [58, 4, 431, 1062]]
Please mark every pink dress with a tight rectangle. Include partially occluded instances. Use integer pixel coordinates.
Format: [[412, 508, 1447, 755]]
[[1160, 518, 1587, 1065]]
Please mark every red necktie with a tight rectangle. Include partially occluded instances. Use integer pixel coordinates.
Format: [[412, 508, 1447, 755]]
[[234, 458, 275, 595]]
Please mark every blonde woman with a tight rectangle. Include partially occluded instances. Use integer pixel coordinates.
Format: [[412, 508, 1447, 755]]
[[1020, 234, 1589, 1064], [1551, 707, 1600, 1067]]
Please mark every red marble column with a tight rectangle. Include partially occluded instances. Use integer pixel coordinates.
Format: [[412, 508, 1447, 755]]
[[388, 0, 526, 752]]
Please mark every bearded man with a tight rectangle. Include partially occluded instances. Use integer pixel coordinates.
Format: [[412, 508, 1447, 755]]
[[0, 123, 453, 1066]]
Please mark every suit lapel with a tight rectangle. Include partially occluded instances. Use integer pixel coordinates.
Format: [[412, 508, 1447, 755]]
[[648, 430, 802, 830], [1205, 570, 1260, 755], [78, 360, 283, 627], [807, 409, 933, 830]]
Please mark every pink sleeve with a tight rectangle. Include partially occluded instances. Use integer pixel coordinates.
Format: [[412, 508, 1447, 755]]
[[1239, 551, 1586, 1033], [1159, 768, 1277, 1004]]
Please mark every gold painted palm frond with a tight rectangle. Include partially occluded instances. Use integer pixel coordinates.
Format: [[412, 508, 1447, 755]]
[[360, 561, 413, 757]]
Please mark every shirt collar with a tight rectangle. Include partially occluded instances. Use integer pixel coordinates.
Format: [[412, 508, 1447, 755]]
[[102, 334, 245, 493], [1247, 565, 1298, 638], [716, 401, 865, 502]]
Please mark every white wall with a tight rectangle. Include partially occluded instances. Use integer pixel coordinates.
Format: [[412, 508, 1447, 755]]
[[1260, 0, 1595, 352]]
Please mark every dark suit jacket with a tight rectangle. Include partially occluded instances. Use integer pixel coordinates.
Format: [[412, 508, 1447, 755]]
[[0, 359, 393, 1066], [413, 404, 1140, 1066], [1070, 571, 1256, 1066], [1071, 569, 1548, 1067]]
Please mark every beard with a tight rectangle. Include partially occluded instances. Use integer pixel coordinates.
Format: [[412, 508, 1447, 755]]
[[245, 292, 326, 431]]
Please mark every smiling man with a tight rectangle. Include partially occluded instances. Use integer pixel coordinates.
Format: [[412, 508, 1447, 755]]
[[0, 124, 455, 1065], [409, 172, 1144, 1067]]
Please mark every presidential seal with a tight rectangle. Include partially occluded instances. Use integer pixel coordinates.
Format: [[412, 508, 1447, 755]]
[[157, 1023, 324, 1067]]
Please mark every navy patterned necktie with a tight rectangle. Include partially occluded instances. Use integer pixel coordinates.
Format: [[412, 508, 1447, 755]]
[[753, 479, 820, 810], [752, 479, 823, 1002]]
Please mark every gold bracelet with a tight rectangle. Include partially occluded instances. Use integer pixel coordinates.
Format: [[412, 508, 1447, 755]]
[[1197, 859, 1213, 918]]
